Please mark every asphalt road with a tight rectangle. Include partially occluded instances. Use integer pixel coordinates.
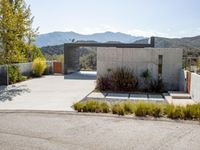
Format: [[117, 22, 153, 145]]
[[0, 112, 200, 150]]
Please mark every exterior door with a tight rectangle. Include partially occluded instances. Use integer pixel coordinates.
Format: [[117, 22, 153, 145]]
[[53, 62, 62, 73]]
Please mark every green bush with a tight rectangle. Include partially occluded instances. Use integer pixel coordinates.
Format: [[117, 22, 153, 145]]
[[150, 104, 163, 117], [135, 102, 150, 117], [164, 105, 185, 119], [73, 101, 110, 113], [112, 103, 125, 116], [100, 102, 110, 113], [73, 102, 86, 112], [32, 57, 47, 77], [124, 101, 137, 114], [85, 100, 100, 113], [8, 65, 27, 84], [184, 104, 200, 120]]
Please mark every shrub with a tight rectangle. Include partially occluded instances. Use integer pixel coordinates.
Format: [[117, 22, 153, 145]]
[[8, 65, 20, 84], [85, 100, 100, 112], [124, 101, 137, 114], [32, 57, 47, 77], [149, 79, 164, 93], [164, 105, 185, 119], [173, 106, 185, 119], [100, 102, 110, 113], [73, 102, 86, 112], [111, 68, 138, 92], [135, 102, 150, 117], [96, 76, 111, 91], [164, 104, 175, 118], [96, 68, 138, 92], [8, 65, 27, 84], [112, 103, 125, 116], [74, 101, 110, 113], [150, 103, 163, 118], [184, 104, 200, 120]]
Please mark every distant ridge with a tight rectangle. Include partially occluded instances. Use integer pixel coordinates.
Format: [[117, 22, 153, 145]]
[[35, 31, 144, 47], [41, 35, 200, 57]]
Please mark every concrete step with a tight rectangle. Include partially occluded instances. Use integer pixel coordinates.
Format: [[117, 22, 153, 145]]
[[168, 91, 191, 99]]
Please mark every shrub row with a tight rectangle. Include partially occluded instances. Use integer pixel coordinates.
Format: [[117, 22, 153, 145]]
[[74, 100, 200, 120]]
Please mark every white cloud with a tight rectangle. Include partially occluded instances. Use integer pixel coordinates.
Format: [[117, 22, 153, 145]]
[[65, 24, 117, 35], [127, 29, 165, 37]]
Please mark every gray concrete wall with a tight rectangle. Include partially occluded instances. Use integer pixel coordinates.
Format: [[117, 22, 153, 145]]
[[64, 46, 80, 74], [190, 73, 200, 102], [97, 47, 183, 91]]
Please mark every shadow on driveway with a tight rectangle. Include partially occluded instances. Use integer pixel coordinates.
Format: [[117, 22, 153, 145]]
[[64, 71, 97, 80], [0, 85, 30, 102]]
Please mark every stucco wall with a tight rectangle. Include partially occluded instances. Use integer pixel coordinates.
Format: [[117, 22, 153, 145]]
[[190, 73, 200, 102], [97, 47, 183, 91]]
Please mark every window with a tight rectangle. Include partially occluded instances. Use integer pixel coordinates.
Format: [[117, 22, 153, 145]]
[[158, 55, 163, 80]]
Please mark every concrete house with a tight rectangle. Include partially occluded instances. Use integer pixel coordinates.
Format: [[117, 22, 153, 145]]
[[64, 37, 183, 91]]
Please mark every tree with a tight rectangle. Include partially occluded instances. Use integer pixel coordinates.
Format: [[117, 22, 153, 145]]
[[0, 0, 40, 64]]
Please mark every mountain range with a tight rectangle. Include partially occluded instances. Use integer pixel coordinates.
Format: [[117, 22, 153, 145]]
[[40, 32, 200, 57], [35, 31, 144, 47]]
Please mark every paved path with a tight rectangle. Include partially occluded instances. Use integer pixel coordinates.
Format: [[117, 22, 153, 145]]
[[0, 71, 96, 111], [0, 112, 200, 150]]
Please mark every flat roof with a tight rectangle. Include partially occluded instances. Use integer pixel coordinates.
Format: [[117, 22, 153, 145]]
[[64, 37, 155, 48]]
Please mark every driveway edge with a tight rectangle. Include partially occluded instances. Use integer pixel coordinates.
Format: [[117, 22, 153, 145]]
[[0, 109, 199, 125]]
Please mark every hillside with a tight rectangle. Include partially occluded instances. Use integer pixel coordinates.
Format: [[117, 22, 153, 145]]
[[41, 36, 200, 57], [36, 31, 144, 47], [135, 36, 200, 57]]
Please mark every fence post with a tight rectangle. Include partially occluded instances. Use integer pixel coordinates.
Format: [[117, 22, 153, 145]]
[[0, 65, 9, 86], [186, 71, 192, 94]]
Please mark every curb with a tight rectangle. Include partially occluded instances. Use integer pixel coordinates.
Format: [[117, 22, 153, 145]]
[[0, 109, 199, 125]]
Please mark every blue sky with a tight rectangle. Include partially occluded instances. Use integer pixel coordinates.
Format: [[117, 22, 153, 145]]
[[26, 0, 200, 38]]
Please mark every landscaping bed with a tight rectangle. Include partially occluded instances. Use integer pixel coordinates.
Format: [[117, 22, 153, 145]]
[[73, 100, 200, 121]]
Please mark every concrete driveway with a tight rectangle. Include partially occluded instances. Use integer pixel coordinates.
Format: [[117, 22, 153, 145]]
[[0, 71, 96, 111], [0, 112, 200, 150]]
